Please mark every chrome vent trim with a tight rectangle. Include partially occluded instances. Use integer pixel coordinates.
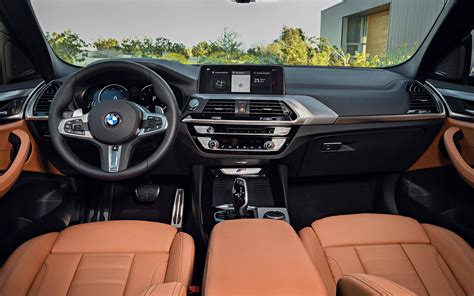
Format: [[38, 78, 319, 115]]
[[34, 81, 62, 116], [406, 82, 440, 114], [26, 81, 60, 120]]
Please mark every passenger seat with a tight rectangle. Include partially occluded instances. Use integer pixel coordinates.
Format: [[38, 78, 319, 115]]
[[299, 214, 474, 296]]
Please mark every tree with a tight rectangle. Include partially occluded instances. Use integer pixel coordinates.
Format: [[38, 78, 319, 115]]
[[212, 28, 243, 54], [46, 30, 88, 64], [310, 37, 350, 66], [44, 26, 414, 67], [120, 37, 143, 55], [92, 38, 120, 51], [161, 53, 190, 64], [192, 41, 212, 57]]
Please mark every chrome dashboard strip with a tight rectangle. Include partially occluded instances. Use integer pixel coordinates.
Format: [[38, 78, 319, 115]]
[[335, 113, 445, 124], [182, 117, 300, 126]]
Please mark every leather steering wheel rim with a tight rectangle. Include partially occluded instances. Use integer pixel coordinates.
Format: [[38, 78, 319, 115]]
[[48, 60, 179, 181]]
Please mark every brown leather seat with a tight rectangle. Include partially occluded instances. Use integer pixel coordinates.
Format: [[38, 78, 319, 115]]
[[300, 214, 474, 296], [0, 220, 194, 296]]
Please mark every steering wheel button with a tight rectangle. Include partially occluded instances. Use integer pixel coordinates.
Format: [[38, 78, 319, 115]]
[[72, 124, 83, 131]]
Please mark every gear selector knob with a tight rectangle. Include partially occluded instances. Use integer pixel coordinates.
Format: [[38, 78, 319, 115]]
[[232, 177, 248, 217]]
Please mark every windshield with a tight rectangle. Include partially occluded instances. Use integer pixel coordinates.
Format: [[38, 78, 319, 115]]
[[32, 0, 446, 68]]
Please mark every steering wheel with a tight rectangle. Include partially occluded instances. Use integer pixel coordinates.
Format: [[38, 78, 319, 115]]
[[48, 61, 179, 181]]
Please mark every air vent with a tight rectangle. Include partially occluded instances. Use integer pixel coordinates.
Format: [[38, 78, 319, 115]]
[[33, 82, 62, 116], [249, 101, 291, 117], [199, 99, 295, 121], [202, 100, 235, 116], [406, 82, 439, 114]]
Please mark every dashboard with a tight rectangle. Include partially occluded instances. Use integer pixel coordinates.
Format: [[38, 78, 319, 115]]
[[23, 61, 447, 177]]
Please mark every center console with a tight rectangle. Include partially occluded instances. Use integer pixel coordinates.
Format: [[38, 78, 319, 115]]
[[182, 65, 337, 157], [187, 66, 329, 233], [199, 166, 291, 237], [204, 219, 329, 296]]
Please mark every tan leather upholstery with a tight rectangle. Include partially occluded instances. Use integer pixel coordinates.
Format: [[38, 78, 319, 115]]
[[300, 214, 474, 296], [0, 220, 194, 296], [0, 129, 30, 197], [410, 118, 474, 171], [444, 126, 474, 187], [0, 120, 62, 175], [337, 273, 416, 296], [204, 219, 329, 296]]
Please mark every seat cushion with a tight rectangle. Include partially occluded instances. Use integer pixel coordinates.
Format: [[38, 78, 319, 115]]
[[300, 214, 474, 296], [0, 220, 194, 296]]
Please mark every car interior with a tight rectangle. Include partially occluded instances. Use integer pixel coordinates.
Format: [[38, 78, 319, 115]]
[[0, 0, 473, 295]]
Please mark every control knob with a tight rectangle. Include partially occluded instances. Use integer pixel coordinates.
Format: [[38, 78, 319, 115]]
[[188, 98, 200, 111], [208, 140, 219, 149], [263, 141, 275, 150], [263, 211, 286, 220]]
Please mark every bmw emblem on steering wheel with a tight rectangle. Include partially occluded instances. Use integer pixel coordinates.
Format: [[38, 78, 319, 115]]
[[105, 113, 121, 127]]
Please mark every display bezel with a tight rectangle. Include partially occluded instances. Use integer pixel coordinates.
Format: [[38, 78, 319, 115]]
[[198, 65, 285, 95]]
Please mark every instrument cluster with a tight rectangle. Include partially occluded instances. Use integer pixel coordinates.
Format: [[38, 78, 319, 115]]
[[81, 82, 167, 113]]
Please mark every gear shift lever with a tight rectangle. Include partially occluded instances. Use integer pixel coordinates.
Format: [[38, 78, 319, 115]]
[[232, 177, 248, 217]]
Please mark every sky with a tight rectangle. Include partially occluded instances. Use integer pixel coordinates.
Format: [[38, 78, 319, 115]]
[[31, 0, 341, 48]]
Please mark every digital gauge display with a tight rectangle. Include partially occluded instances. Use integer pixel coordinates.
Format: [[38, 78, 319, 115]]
[[98, 84, 129, 102]]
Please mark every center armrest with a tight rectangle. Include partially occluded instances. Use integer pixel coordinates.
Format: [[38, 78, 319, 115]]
[[203, 219, 328, 296]]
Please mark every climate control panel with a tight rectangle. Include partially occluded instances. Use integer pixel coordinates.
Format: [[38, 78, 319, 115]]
[[182, 96, 302, 155], [197, 136, 287, 153]]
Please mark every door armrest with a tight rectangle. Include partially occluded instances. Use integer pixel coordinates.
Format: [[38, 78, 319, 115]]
[[444, 127, 474, 188], [0, 129, 30, 197]]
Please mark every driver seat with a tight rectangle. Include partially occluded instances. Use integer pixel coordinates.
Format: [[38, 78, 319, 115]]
[[0, 220, 194, 296]]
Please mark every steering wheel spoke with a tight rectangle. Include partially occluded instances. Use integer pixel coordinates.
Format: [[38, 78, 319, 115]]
[[138, 109, 168, 137], [58, 109, 93, 140], [97, 142, 134, 173]]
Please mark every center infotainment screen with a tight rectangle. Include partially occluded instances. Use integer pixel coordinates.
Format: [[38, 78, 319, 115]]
[[199, 65, 284, 95]]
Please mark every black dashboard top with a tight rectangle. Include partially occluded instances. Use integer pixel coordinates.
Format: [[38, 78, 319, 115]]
[[59, 59, 426, 118]]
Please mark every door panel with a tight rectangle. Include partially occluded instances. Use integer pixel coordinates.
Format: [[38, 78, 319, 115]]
[[0, 129, 30, 197], [409, 118, 474, 171], [0, 119, 61, 175], [444, 126, 474, 187], [400, 79, 474, 245]]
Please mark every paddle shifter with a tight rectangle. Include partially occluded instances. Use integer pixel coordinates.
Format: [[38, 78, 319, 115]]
[[232, 177, 248, 217]]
